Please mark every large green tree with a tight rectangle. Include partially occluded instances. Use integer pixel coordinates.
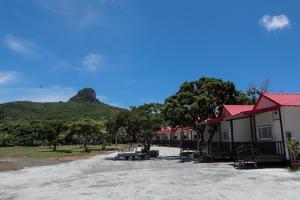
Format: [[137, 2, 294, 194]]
[[162, 77, 251, 137], [69, 118, 105, 152]]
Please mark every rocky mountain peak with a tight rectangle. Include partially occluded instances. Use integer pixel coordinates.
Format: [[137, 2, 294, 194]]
[[69, 88, 100, 103]]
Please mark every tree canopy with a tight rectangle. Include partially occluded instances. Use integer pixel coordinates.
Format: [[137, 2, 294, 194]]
[[162, 77, 251, 132], [107, 103, 164, 152]]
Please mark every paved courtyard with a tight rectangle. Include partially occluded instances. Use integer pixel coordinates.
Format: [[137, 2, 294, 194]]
[[0, 146, 300, 200]]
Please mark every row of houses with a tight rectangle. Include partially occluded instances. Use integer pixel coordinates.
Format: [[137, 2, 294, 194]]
[[152, 93, 300, 163]]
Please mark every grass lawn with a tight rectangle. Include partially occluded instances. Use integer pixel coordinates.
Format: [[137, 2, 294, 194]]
[[0, 144, 129, 160]]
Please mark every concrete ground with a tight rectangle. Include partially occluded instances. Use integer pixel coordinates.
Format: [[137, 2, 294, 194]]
[[0, 146, 299, 200]]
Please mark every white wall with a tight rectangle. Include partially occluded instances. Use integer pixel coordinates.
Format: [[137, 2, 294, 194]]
[[255, 111, 283, 141], [211, 126, 220, 142], [281, 106, 300, 141], [163, 133, 170, 140], [220, 121, 231, 142], [185, 130, 197, 140], [232, 117, 252, 142], [173, 132, 181, 140], [203, 126, 210, 141], [203, 125, 220, 142]]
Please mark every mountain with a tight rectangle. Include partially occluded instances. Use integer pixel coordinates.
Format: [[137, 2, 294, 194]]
[[0, 88, 123, 121], [68, 88, 100, 103]]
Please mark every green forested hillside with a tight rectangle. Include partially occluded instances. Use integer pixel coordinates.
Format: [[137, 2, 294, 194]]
[[0, 101, 122, 121], [0, 88, 123, 121]]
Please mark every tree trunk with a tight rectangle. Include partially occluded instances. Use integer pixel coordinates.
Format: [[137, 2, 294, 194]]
[[197, 126, 205, 162], [102, 140, 106, 150], [53, 142, 57, 151], [83, 138, 88, 152], [146, 142, 151, 152]]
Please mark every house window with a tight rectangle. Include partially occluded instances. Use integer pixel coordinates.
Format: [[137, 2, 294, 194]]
[[173, 135, 177, 140], [222, 131, 229, 142], [194, 134, 198, 139], [183, 135, 187, 140], [258, 126, 272, 141], [164, 136, 168, 140]]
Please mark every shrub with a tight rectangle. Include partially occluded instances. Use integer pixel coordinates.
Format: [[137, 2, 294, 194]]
[[0, 133, 16, 147], [148, 150, 159, 158], [287, 139, 300, 160]]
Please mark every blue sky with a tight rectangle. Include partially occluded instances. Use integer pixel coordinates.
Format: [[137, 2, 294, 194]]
[[0, 0, 299, 108]]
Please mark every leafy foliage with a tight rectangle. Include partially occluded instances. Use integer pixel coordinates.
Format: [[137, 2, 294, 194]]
[[162, 77, 252, 135], [40, 120, 68, 151], [69, 118, 107, 152], [107, 103, 164, 152], [287, 139, 300, 160]]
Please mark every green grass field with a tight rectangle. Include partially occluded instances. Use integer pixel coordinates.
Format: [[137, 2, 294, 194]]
[[0, 144, 129, 160]]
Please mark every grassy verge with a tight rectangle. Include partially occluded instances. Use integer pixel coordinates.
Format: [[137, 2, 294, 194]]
[[0, 144, 129, 160]]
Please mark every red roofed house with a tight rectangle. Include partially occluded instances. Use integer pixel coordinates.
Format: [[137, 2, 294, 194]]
[[201, 105, 254, 159], [153, 93, 300, 164], [239, 93, 300, 162], [153, 126, 198, 148]]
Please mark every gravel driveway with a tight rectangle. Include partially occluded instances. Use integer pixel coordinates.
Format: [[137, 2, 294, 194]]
[[0, 146, 299, 200]]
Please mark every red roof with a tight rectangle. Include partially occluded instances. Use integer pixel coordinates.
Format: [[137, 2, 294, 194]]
[[201, 105, 254, 124], [263, 93, 300, 106], [223, 105, 254, 116], [157, 126, 194, 134], [243, 105, 280, 115], [159, 126, 172, 134], [175, 127, 194, 133]]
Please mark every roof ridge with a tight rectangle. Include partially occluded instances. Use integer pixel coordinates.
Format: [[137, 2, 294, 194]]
[[264, 92, 300, 95], [223, 104, 254, 106]]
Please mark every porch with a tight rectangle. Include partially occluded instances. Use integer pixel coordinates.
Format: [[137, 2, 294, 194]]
[[236, 141, 286, 162]]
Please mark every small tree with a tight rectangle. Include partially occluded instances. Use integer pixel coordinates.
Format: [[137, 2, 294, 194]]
[[41, 120, 67, 151], [131, 104, 164, 152], [70, 118, 101, 152], [287, 139, 300, 160], [95, 120, 108, 150]]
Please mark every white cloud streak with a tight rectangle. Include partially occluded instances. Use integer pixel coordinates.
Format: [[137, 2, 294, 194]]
[[0, 86, 76, 103], [259, 14, 290, 31], [4, 34, 38, 57], [82, 53, 106, 71], [0, 71, 18, 85]]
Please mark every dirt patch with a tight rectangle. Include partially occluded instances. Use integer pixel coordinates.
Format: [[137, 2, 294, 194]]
[[0, 161, 18, 172], [0, 159, 64, 172], [0, 151, 113, 172]]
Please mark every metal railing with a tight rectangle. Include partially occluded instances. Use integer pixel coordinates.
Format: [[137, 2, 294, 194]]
[[152, 139, 286, 160], [235, 141, 285, 160]]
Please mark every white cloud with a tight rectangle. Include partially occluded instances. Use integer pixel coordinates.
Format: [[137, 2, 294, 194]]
[[0, 86, 76, 103], [0, 86, 124, 108], [0, 71, 18, 85], [82, 53, 106, 71], [4, 34, 38, 57], [97, 95, 108, 102], [259, 14, 290, 31]]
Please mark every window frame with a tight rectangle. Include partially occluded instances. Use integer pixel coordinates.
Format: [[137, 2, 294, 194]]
[[257, 125, 273, 141]]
